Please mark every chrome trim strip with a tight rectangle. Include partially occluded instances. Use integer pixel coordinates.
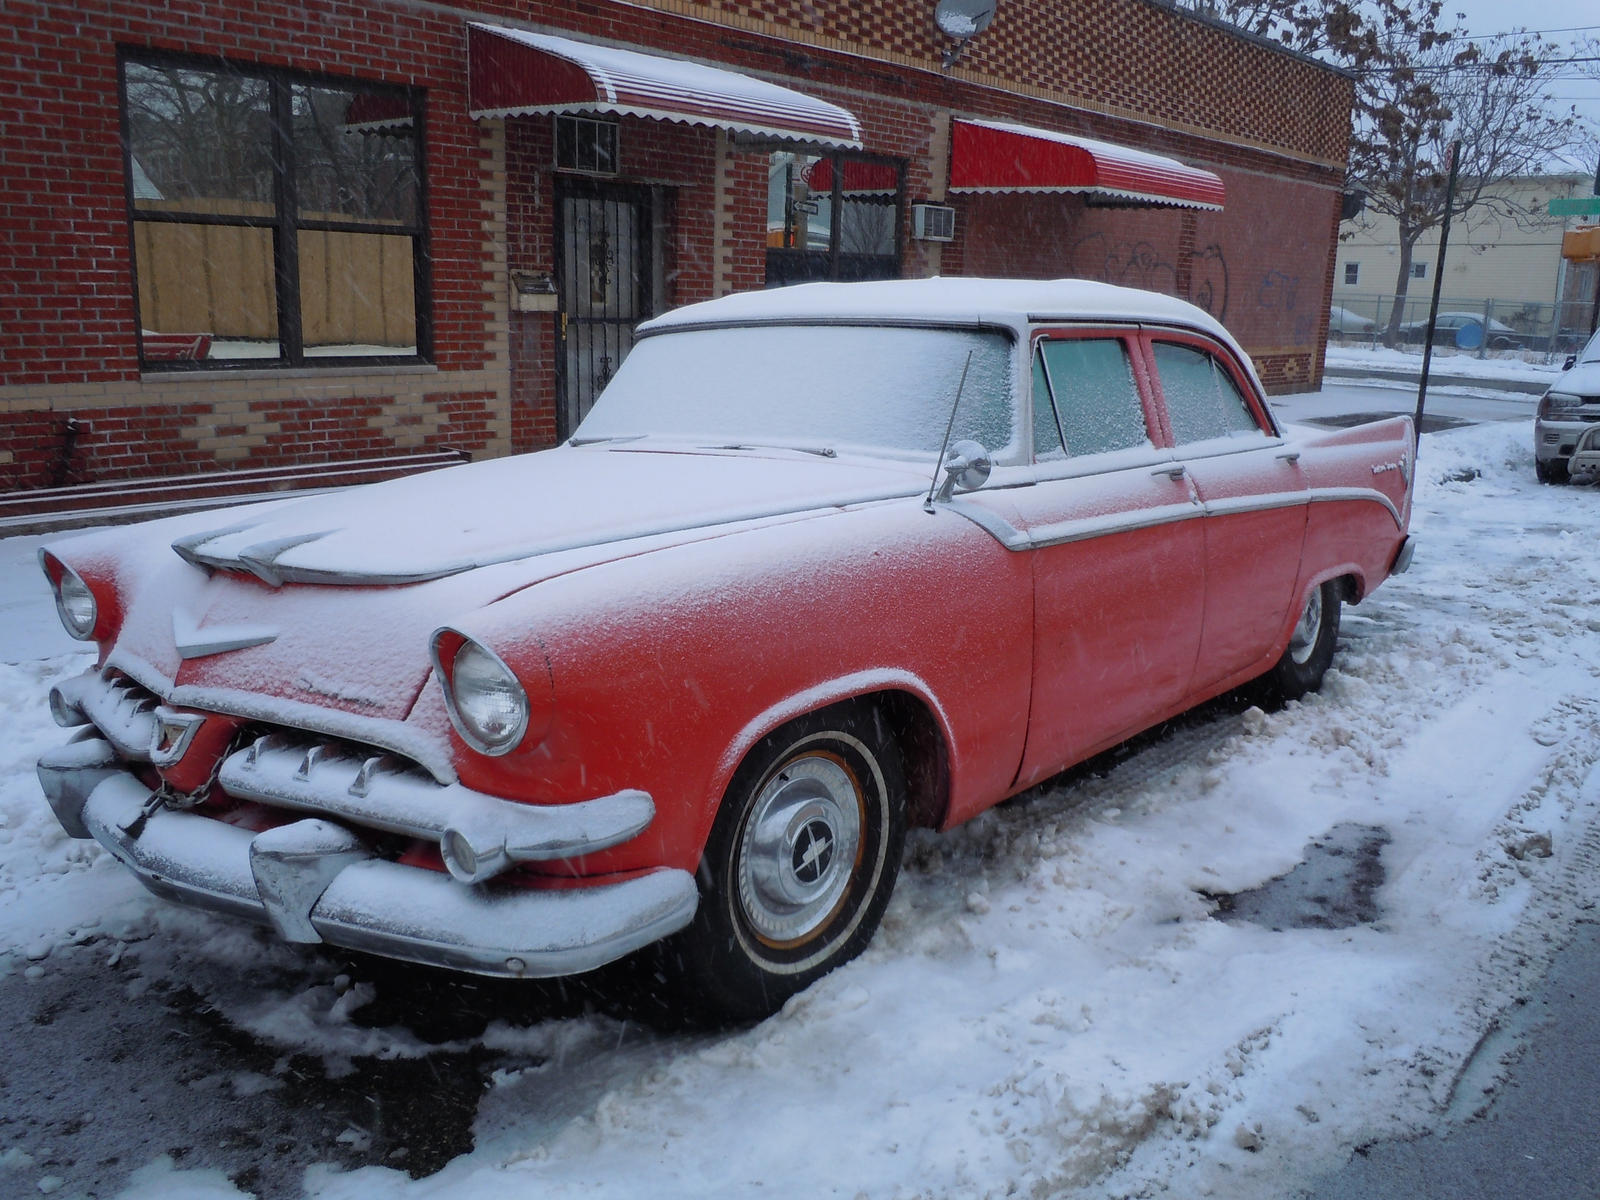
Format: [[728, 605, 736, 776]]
[[61, 769, 697, 978], [1307, 486, 1403, 527], [1027, 501, 1204, 549], [1199, 491, 1310, 519], [938, 499, 1032, 549]]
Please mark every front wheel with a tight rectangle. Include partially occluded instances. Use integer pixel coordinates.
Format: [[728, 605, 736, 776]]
[[1535, 457, 1568, 485], [667, 704, 906, 1024], [1266, 579, 1341, 702]]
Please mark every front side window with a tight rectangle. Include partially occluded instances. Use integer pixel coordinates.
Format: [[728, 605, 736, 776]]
[[1152, 342, 1265, 446], [1033, 337, 1150, 460], [123, 53, 426, 368]]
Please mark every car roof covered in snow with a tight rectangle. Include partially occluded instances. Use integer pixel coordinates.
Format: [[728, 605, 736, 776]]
[[639, 276, 1238, 348]]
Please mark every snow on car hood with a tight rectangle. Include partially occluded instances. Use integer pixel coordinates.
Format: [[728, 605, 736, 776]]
[[171, 443, 931, 585], [1552, 360, 1600, 397]]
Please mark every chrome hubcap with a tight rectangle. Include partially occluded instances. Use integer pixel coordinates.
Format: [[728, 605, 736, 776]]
[[1289, 587, 1323, 665], [737, 754, 862, 944]]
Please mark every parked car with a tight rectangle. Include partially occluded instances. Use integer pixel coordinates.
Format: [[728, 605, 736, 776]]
[[1534, 327, 1600, 483], [1328, 304, 1375, 341], [36, 278, 1418, 1021], [1398, 311, 1523, 350]]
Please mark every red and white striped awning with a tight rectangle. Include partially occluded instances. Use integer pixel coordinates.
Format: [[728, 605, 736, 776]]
[[949, 119, 1225, 211], [468, 24, 862, 149], [802, 158, 899, 196]]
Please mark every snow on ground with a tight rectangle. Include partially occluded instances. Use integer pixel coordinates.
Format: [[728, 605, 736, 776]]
[[2, 419, 1599, 1199], [1325, 342, 1567, 383]]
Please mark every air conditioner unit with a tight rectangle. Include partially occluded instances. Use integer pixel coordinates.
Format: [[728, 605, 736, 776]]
[[912, 203, 956, 242]]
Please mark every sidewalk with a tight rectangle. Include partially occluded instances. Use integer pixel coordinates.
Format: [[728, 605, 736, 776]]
[[1323, 345, 1563, 396]]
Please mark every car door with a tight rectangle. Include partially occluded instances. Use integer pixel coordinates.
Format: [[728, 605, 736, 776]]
[[963, 328, 1207, 790], [1143, 333, 1308, 693]]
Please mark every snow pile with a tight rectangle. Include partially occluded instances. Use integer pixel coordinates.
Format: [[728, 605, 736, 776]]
[[2, 420, 1598, 1198]]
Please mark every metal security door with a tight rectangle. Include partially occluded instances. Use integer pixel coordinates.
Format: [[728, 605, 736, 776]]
[[556, 182, 652, 438]]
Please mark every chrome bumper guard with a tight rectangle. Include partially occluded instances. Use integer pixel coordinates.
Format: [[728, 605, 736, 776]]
[[48, 668, 656, 885], [1390, 534, 1417, 575], [1570, 426, 1600, 478], [37, 737, 699, 978]]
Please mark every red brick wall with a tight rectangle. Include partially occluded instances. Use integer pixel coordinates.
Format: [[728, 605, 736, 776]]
[[1, 0, 1350, 491]]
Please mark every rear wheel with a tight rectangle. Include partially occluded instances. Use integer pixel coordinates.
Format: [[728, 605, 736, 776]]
[[667, 704, 906, 1024], [1267, 579, 1341, 701]]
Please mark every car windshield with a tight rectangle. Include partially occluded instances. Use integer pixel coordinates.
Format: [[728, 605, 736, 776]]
[[573, 324, 1017, 459]]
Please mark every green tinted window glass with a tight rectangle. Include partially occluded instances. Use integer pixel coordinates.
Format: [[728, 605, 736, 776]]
[[1037, 338, 1150, 457], [1153, 342, 1264, 445]]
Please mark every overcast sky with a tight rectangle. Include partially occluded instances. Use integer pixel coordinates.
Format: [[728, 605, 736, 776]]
[[1442, 0, 1600, 171]]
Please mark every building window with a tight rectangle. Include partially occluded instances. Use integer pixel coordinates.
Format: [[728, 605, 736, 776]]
[[122, 52, 427, 369], [554, 116, 619, 175], [765, 151, 902, 287], [1344, 262, 1359, 285], [1412, 262, 1427, 279]]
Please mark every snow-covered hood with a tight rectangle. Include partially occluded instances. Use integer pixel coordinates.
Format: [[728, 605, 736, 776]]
[[171, 444, 930, 586], [1551, 360, 1600, 398]]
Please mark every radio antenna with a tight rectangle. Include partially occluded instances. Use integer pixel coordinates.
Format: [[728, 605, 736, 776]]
[[924, 350, 974, 513]]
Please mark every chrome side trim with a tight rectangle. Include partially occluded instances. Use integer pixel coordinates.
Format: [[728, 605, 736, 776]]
[[938, 499, 1032, 549], [61, 768, 698, 978], [1199, 491, 1310, 519], [218, 735, 656, 879], [1306, 486, 1403, 527], [1027, 501, 1204, 549]]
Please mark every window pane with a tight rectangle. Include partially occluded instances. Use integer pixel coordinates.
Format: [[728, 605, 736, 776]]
[[299, 231, 417, 356], [294, 84, 419, 224], [1031, 350, 1066, 461], [1153, 342, 1263, 445], [125, 62, 275, 216], [134, 221, 280, 360], [579, 325, 1015, 457], [1037, 338, 1150, 456]]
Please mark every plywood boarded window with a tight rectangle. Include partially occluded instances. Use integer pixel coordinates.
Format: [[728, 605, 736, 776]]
[[122, 53, 427, 369]]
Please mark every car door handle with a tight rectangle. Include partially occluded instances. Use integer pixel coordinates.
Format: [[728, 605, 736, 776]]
[[1275, 448, 1302, 463], [1152, 463, 1187, 479]]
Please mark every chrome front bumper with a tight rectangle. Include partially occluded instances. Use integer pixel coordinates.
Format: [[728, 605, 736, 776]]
[[37, 736, 698, 978]]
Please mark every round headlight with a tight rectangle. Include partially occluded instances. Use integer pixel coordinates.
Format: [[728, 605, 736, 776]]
[[444, 639, 529, 756], [54, 567, 98, 640]]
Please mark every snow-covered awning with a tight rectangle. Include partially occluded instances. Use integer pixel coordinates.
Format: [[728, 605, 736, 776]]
[[948, 119, 1225, 211], [467, 24, 862, 149]]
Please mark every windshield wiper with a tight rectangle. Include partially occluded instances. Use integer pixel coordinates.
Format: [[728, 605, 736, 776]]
[[568, 434, 648, 446], [711, 442, 837, 458]]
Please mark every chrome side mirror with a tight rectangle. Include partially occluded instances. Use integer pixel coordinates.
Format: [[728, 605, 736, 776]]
[[934, 439, 992, 502]]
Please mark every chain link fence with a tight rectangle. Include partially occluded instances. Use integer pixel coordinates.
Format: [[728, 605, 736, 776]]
[[1329, 293, 1598, 362]]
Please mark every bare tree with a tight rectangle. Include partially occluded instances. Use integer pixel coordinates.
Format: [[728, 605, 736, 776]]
[[1351, 19, 1582, 341], [1177, 0, 1585, 343]]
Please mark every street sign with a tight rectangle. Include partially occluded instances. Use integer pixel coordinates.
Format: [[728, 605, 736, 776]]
[[1549, 197, 1600, 216]]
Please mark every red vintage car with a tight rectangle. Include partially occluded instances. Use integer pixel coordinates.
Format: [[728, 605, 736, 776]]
[[37, 279, 1416, 1021]]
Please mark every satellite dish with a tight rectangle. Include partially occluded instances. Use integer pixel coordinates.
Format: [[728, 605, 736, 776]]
[[934, 0, 998, 40]]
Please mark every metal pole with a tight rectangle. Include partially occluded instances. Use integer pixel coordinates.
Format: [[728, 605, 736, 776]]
[[1415, 140, 1462, 450]]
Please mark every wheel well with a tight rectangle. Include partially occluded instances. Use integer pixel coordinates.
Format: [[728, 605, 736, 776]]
[[1337, 572, 1361, 605], [865, 690, 949, 831]]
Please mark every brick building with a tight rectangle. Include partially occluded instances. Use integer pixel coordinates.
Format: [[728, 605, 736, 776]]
[[1, 0, 1354, 494]]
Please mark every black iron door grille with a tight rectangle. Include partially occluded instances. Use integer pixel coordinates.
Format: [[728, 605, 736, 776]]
[[556, 183, 651, 438]]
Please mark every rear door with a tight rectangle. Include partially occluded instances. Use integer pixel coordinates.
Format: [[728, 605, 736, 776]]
[[989, 328, 1207, 789], [1143, 333, 1308, 692]]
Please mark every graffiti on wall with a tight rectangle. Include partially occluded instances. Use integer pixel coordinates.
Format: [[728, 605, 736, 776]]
[[1066, 235, 1231, 322]]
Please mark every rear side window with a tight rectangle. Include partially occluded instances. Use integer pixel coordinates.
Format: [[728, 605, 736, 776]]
[[1152, 342, 1264, 445], [1033, 337, 1150, 460]]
